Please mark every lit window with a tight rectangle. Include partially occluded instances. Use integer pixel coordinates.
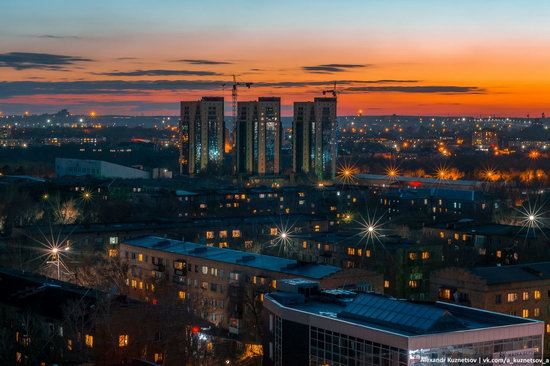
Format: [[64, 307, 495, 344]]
[[131, 280, 137, 288], [534, 308, 540, 317], [271, 280, 277, 289], [408, 252, 418, 260], [206, 231, 214, 239], [108, 249, 118, 257], [496, 250, 502, 258], [384, 280, 390, 288], [347, 247, 355, 256], [219, 230, 227, 238], [357, 248, 362, 257], [439, 231, 445, 239], [67, 339, 73, 351], [507, 293, 518, 303], [137, 253, 144, 262], [408, 280, 418, 288], [522, 292, 529, 301], [314, 225, 321, 232], [421, 251, 430, 260], [366, 249, 371, 257], [85, 334, 94, 348], [178, 291, 186, 300], [534, 290, 541, 300], [546, 324, 550, 333], [439, 288, 451, 300], [302, 241, 308, 249], [522, 309, 529, 318], [270, 228, 277, 236], [232, 230, 241, 238], [16, 352, 22, 364], [201, 266, 208, 275], [109, 236, 119, 245], [118, 334, 129, 347], [453, 233, 459, 240], [154, 353, 164, 363]]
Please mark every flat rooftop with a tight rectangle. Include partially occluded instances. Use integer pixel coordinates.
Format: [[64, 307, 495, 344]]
[[471, 261, 550, 285], [123, 236, 341, 280], [268, 290, 539, 337]]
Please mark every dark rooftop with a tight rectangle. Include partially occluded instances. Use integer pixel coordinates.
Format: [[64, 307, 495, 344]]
[[471, 262, 550, 285], [123, 236, 341, 280], [267, 285, 539, 337]]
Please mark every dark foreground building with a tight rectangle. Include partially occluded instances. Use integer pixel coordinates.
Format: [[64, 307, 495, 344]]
[[262, 279, 544, 366]]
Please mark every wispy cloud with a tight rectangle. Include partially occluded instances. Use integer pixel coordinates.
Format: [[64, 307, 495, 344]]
[[95, 69, 221, 77], [31, 34, 81, 39], [346, 85, 485, 94], [177, 59, 232, 65], [0, 52, 92, 70], [303, 63, 370, 73], [0, 79, 425, 98]]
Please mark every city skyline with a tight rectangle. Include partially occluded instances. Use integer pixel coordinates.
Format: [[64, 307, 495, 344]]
[[1, 0, 550, 117]]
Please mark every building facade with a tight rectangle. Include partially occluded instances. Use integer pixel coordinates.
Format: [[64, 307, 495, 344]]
[[263, 279, 545, 366], [293, 98, 337, 180], [119, 236, 381, 336], [236, 97, 281, 176], [180, 97, 225, 175], [430, 263, 550, 353], [55, 158, 151, 179]]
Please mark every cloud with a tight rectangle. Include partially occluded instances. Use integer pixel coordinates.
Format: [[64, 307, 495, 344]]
[[346, 86, 485, 94], [0, 52, 92, 70], [32, 34, 81, 39], [178, 59, 232, 65], [303, 63, 370, 73], [0, 79, 426, 98], [95, 69, 221, 76]]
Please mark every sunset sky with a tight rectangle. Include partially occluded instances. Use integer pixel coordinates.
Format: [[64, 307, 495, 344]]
[[1, 0, 550, 116]]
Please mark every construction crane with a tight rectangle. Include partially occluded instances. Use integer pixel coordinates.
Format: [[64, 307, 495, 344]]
[[222, 75, 253, 135], [322, 81, 342, 98]]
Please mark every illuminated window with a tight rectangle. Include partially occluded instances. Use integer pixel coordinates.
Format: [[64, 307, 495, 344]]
[[357, 248, 362, 257], [131, 279, 137, 288], [232, 230, 241, 238], [439, 231, 445, 239], [384, 280, 390, 288], [137, 253, 144, 262], [522, 292, 529, 301], [421, 251, 430, 260], [139, 281, 143, 290], [522, 309, 529, 318], [199, 203, 207, 209], [534, 290, 541, 300], [408, 280, 418, 288], [507, 293, 518, 303], [108, 249, 118, 257], [439, 288, 451, 300], [408, 252, 417, 260], [270, 228, 277, 236], [174, 260, 185, 270], [206, 231, 214, 239], [534, 308, 540, 317], [453, 233, 459, 240], [547, 324, 550, 333], [109, 236, 118, 245], [154, 353, 164, 363], [314, 225, 321, 232], [496, 250, 502, 258], [302, 241, 308, 249], [219, 230, 228, 238], [67, 339, 73, 351], [85, 334, 93, 348], [118, 334, 129, 347], [16, 352, 22, 364], [201, 266, 208, 274], [219, 242, 228, 248], [347, 247, 355, 256], [366, 249, 371, 257], [271, 280, 277, 289]]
